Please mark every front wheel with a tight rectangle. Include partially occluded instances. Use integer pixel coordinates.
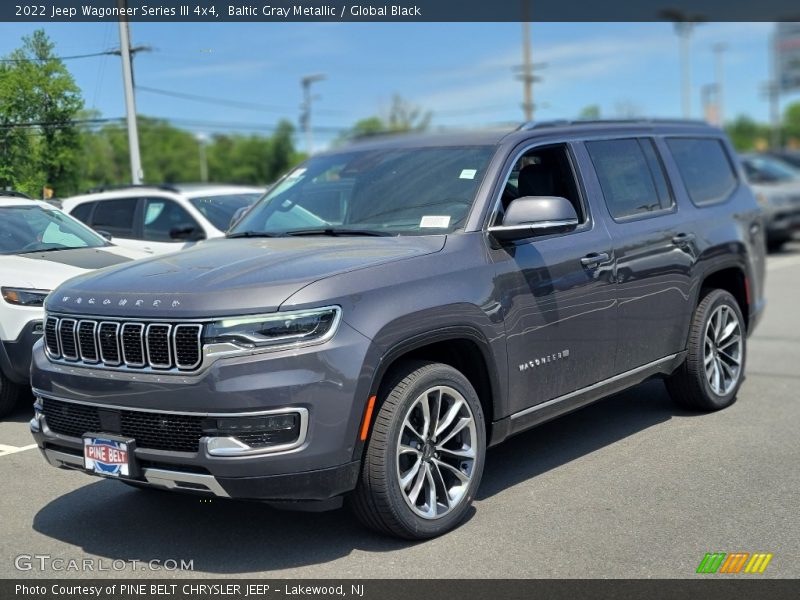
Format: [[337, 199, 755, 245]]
[[351, 361, 486, 539], [666, 289, 746, 411]]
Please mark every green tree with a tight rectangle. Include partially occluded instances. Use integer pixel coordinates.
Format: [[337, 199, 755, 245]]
[[337, 95, 431, 143], [578, 105, 601, 120], [784, 101, 800, 147], [726, 115, 771, 152], [0, 30, 84, 196]]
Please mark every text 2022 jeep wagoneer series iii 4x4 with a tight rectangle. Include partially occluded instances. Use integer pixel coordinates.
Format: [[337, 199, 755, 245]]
[[31, 120, 765, 539]]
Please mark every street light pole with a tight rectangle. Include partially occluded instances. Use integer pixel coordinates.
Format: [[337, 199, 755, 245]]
[[676, 22, 695, 118], [713, 43, 727, 126], [117, 0, 143, 184], [300, 74, 325, 156]]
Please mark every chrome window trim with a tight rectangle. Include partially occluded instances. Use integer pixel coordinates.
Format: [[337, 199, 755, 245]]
[[145, 323, 173, 369]]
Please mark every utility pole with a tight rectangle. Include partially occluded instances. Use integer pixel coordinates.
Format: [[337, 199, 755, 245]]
[[300, 74, 325, 155], [768, 29, 781, 149], [662, 10, 704, 119], [196, 133, 208, 183], [712, 43, 727, 126], [514, 21, 546, 122], [117, 0, 143, 184]]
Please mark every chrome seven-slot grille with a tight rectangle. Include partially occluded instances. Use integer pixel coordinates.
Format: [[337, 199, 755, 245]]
[[44, 315, 203, 371]]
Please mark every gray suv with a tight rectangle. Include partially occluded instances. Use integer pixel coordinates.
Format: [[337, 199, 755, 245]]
[[30, 120, 766, 539]]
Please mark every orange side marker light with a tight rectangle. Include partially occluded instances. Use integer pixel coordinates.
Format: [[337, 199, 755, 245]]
[[360, 395, 377, 441]]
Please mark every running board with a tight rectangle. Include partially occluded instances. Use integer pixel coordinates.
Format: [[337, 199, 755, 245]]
[[496, 352, 685, 442]]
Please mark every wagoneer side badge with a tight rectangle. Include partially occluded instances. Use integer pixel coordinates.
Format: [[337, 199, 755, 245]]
[[519, 349, 570, 371]]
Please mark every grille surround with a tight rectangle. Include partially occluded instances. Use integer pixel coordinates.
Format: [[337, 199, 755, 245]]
[[44, 315, 203, 373]]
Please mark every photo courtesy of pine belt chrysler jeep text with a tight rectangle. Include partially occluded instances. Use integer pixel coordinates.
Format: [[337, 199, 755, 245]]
[[30, 120, 766, 539]]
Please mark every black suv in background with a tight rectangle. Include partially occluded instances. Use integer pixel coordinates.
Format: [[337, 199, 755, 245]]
[[31, 120, 765, 539]]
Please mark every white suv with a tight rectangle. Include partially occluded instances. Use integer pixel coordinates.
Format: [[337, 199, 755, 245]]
[[61, 184, 265, 255], [0, 196, 146, 417]]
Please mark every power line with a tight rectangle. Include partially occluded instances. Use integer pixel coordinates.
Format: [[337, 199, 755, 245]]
[[0, 51, 118, 63], [137, 85, 343, 116]]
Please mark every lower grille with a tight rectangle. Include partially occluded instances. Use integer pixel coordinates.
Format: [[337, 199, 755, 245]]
[[42, 398, 205, 453]]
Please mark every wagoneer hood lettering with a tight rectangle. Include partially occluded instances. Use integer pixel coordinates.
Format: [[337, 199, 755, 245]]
[[45, 236, 446, 318]]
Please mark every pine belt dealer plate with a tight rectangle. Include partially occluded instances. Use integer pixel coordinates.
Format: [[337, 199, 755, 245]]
[[83, 436, 132, 477]]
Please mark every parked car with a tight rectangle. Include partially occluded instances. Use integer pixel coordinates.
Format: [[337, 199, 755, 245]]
[[31, 120, 765, 539], [766, 149, 800, 170], [740, 153, 800, 250], [0, 196, 146, 418], [62, 184, 265, 255]]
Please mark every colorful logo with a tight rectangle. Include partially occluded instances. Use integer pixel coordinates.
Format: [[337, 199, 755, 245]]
[[84, 438, 129, 476], [696, 552, 773, 574]]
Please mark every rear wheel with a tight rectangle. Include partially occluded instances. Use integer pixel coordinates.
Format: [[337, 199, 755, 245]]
[[0, 371, 21, 419], [351, 361, 486, 539], [666, 289, 746, 411]]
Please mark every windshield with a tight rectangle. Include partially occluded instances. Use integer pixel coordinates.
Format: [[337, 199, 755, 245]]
[[0, 205, 108, 255], [743, 156, 800, 183], [189, 193, 263, 231], [232, 145, 495, 236]]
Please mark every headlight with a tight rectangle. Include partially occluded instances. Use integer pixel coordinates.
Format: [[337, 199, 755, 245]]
[[1, 287, 50, 307], [204, 306, 341, 349]]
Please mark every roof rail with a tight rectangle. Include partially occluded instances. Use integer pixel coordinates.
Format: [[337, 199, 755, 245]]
[[517, 118, 710, 131], [85, 183, 180, 194]]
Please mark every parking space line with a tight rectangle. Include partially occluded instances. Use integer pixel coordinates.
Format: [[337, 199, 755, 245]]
[[0, 443, 38, 457]]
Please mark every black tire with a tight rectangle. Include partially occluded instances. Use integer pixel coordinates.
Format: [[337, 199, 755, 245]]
[[351, 361, 486, 539], [666, 289, 746, 411], [0, 371, 21, 419]]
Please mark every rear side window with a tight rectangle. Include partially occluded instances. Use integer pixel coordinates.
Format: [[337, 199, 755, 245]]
[[666, 138, 737, 206], [585, 138, 673, 220], [69, 202, 93, 224], [91, 199, 137, 238]]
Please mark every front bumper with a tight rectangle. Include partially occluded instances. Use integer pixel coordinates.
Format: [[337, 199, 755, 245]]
[[29, 320, 373, 504], [764, 207, 800, 242], [0, 320, 43, 384]]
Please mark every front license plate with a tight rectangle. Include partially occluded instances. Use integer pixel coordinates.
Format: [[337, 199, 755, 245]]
[[83, 436, 131, 477]]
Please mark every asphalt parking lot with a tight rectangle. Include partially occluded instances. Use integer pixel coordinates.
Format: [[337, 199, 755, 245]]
[[1, 243, 799, 579]]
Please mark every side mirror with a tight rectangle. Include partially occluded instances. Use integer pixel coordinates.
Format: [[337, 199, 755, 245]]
[[489, 196, 579, 242], [169, 224, 205, 242], [95, 229, 113, 242]]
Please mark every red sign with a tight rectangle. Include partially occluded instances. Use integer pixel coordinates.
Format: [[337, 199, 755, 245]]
[[85, 443, 128, 465]]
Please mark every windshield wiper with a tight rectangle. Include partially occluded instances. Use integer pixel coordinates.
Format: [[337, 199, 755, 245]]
[[284, 228, 393, 237], [16, 246, 74, 254], [226, 230, 287, 239]]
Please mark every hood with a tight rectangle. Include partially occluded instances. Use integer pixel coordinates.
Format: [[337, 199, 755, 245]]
[[0, 246, 145, 291], [46, 236, 446, 318]]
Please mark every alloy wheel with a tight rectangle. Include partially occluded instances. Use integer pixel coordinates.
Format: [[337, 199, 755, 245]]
[[703, 304, 743, 396], [396, 385, 478, 519]]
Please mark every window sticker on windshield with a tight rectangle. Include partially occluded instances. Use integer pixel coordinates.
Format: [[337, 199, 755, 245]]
[[420, 215, 451, 228], [459, 169, 477, 180]]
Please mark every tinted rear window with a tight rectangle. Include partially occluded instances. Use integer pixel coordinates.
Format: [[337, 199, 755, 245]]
[[666, 138, 737, 206], [585, 138, 673, 219]]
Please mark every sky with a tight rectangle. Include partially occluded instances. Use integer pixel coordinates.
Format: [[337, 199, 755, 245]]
[[1, 21, 797, 150]]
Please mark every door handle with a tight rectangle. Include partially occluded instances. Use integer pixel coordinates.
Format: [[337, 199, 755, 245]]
[[580, 252, 609, 267], [671, 232, 696, 245]]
